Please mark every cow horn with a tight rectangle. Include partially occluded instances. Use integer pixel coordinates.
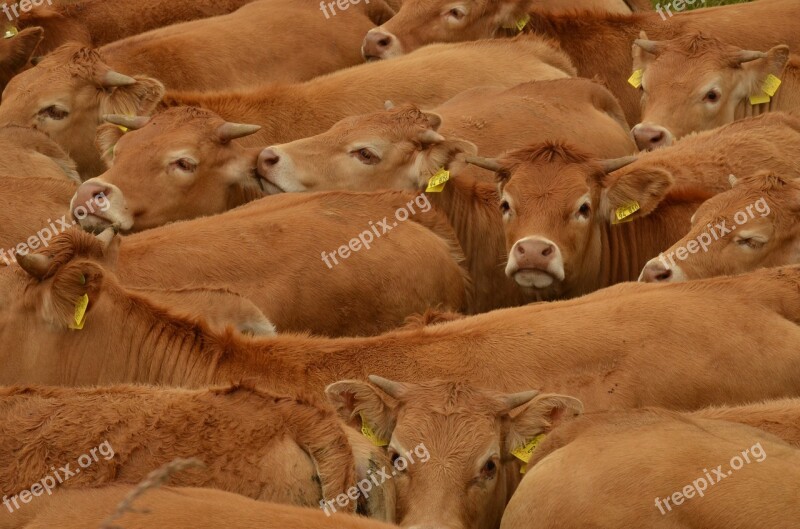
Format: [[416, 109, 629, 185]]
[[96, 227, 117, 250], [634, 39, 661, 55], [216, 122, 262, 143], [17, 253, 53, 280], [499, 390, 540, 411], [418, 129, 444, 145], [600, 155, 637, 174], [103, 114, 150, 130], [464, 155, 503, 173], [99, 70, 137, 87], [728, 173, 738, 187], [368, 375, 407, 399], [735, 50, 768, 64], [384, 100, 395, 110]]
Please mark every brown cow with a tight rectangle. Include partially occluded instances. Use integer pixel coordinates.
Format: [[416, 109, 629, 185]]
[[0, 384, 397, 518], [0, 27, 42, 97], [467, 142, 709, 300], [0, 486, 399, 529], [54, 191, 472, 337], [0, 125, 79, 182], [4, 228, 800, 414], [640, 171, 800, 283], [72, 108, 264, 232], [632, 32, 800, 149], [689, 398, 800, 449], [610, 112, 800, 195], [502, 410, 800, 529], [327, 377, 582, 529], [0, 36, 573, 178]]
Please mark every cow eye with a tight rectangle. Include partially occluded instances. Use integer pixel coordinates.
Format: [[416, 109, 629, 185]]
[[704, 90, 720, 103], [500, 200, 511, 215], [735, 237, 765, 250], [577, 202, 591, 218], [171, 158, 197, 173], [480, 459, 497, 480], [446, 7, 466, 21], [352, 148, 380, 165], [38, 105, 69, 120]]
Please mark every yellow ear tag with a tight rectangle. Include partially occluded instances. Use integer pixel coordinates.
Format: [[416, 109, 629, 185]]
[[68, 294, 89, 330], [612, 201, 640, 224], [116, 125, 128, 133], [425, 167, 450, 193], [360, 413, 389, 447], [627, 69, 643, 88], [761, 74, 782, 97], [2, 26, 18, 39], [502, 14, 530, 32], [511, 433, 546, 474], [749, 93, 771, 105]]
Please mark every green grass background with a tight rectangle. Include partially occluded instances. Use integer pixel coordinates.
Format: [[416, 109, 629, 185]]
[[649, 0, 749, 8]]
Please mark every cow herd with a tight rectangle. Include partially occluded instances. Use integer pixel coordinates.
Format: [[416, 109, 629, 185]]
[[1, 0, 799, 527]]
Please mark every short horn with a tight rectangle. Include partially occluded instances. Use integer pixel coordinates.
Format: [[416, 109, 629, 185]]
[[103, 114, 150, 130], [17, 253, 53, 280], [728, 173, 738, 187], [99, 70, 136, 87], [633, 39, 661, 55], [216, 122, 262, 143], [600, 155, 637, 174], [384, 100, 395, 110], [735, 50, 768, 64], [500, 390, 540, 411], [464, 155, 503, 173], [368, 375, 407, 399]]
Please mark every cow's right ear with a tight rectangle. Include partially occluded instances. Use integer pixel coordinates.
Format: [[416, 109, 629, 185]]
[[504, 393, 583, 457], [100, 76, 165, 117], [600, 167, 674, 223], [95, 123, 125, 166], [326, 379, 398, 445], [0, 26, 44, 77]]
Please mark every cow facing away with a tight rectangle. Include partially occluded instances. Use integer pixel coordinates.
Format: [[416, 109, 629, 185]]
[[500, 410, 800, 529], [0, 27, 42, 98], [0, 125, 79, 182], [0, 384, 396, 519], [467, 142, 710, 300], [632, 32, 800, 150], [326, 377, 582, 529], [640, 171, 800, 283], [72, 108, 264, 232]]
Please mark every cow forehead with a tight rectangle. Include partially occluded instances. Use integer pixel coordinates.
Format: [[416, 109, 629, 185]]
[[505, 164, 593, 206]]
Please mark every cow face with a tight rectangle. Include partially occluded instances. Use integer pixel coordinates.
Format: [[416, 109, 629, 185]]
[[489, 143, 670, 299], [327, 377, 582, 529], [0, 45, 164, 178], [0, 26, 43, 98], [362, 0, 534, 60], [640, 171, 800, 283], [631, 32, 790, 151], [70, 108, 263, 233], [258, 104, 476, 193]]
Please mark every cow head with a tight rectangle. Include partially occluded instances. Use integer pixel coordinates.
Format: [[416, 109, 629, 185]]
[[0, 26, 43, 98], [0, 44, 165, 178], [257, 103, 476, 193], [362, 0, 535, 60], [640, 171, 800, 283], [631, 32, 790, 150], [70, 108, 263, 233], [467, 142, 675, 299], [326, 377, 582, 529]]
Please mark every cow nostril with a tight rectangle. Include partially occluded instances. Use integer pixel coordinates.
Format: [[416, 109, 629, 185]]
[[377, 37, 391, 48], [541, 245, 553, 257], [92, 188, 108, 199], [655, 268, 672, 281], [515, 244, 525, 256], [650, 131, 664, 143], [260, 149, 280, 167]]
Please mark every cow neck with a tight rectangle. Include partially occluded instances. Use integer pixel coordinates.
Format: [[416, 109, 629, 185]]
[[597, 196, 700, 288], [423, 175, 530, 311]]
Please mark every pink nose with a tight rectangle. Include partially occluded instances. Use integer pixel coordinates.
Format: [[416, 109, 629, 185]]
[[640, 261, 673, 283], [513, 239, 555, 270], [258, 148, 280, 175], [362, 31, 395, 60], [73, 182, 111, 214], [632, 124, 671, 151]]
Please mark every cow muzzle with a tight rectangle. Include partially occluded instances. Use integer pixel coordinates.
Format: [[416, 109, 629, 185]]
[[362, 28, 403, 61], [71, 179, 133, 233], [632, 123, 674, 151], [639, 257, 686, 283], [506, 236, 565, 289]]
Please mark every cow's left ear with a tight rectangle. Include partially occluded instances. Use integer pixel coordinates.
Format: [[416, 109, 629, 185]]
[[416, 130, 478, 188], [326, 378, 400, 445], [504, 393, 583, 456], [493, 0, 535, 30], [100, 75, 165, 117], [742, 45, 790, 100], [600, 167, 674, 224]]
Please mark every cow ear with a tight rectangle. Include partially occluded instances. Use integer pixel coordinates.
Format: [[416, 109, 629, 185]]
[[326, 380, 397, 445], [48, 263, 104, 329], [743, 45, 789, 100], [504, 393, 583, 456], [95, 123, 125, 167], [600, 167, 674, 223], [362, 0, 396, 25], [494, 0, 535, 29], [99, 76, 165, 117], [0, 26, 43, 76], [416, 138, 478, 188]]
